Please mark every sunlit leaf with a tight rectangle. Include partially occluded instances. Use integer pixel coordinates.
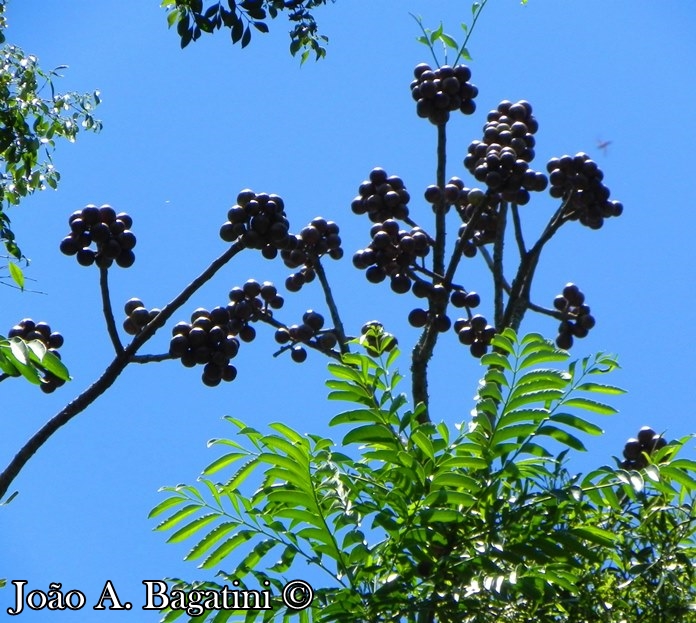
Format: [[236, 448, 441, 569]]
[[562, 397, 617, 415], [200, 531, 255, 569], [8, 261, 23, 289], [166, 514, 218, 543]]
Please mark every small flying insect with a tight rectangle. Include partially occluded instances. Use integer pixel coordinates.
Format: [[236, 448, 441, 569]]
[[597, 138, 612, 156]]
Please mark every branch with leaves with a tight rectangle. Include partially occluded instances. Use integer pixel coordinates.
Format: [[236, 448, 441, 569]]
[[162, 0, 332, 63], [151, 329, 696, 622]]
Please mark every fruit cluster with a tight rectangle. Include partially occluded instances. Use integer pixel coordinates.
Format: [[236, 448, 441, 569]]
[[122, 298, 160, 336], [281, 217, 343, 293], [274, 310, 338, 362], [351, 168, 411, 223], [464, 100, 547, 204], [219, 190, 292, 258], [168, 280, 283, 386], [423, 176, 468, 214], [621, 426, 668, 471], [169, 308, 241, 387], [547, 153, 623, 229], [553, 283, 595, 350], [407, 306, 450, 333], [60, 205, 136, 268], [410, 63, 478, 126], [227, 279, 284, 341], [8, 318, 65, 393], [352, 219, 430, 293], [453, 314, 496, 358]]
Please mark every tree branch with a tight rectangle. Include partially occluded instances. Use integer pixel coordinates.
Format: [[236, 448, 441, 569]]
[[0, 241, 244, 501], [314, 258, 349, 355], [493, 202, 507, 330], [411, 123, 448, 422], [503, 200, 570, 331]]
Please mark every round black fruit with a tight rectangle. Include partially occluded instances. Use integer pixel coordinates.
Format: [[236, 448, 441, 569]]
[[637, 426, 657, 446], [291, 345, 307, 363], [623, 439, 642, 461]]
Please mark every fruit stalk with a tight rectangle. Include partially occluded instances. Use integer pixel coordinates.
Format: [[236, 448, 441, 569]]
[[99, 267, 124, 353]]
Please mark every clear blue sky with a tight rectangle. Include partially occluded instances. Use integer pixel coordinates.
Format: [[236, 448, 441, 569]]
[[2, 0, 695, 619]]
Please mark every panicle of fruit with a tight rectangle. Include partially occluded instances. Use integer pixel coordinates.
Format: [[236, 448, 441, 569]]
[[621, 426, 668, 470], [351, 168, 411, 223], [60, 205, 136, 268], [547, 153, 623, 229], [553, 283, 595, 350], [219, 189, 292, 257], [281, 217, 343, 293], [410, 63, 478, 126]]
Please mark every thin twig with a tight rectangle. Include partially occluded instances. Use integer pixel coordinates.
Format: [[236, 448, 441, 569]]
[[409, 264, 444, 282], [255, 312, 342, 361], [527, 301, 562, 319], [453, 0, 489, 66], [443, 201, 486, 284], [0, 241, 245, 501], [409, 13, 441, 67], [314, 258, 349, 355], [478, 246, 511, 294], [99, 267, 123, 354], [130, 353, 176, 364], [503, 199, 570, 330]]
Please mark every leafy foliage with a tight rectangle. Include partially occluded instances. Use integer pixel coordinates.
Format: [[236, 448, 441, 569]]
[[0, 335, 70, 386], [151, 329, 696, 621], [0, 7, 101, 284], [411, 0, 489, 67], [161, 0, 332, 63]]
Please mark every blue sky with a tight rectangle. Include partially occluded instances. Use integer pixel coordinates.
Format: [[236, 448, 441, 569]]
[[2, 0, 696, 619]]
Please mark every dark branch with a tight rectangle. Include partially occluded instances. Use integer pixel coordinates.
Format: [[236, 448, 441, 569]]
[[493, 202, 507, 330], [314, 258, 349, 355], [0, 241, 245, 501], [510, 202, 526, 257], [411, 123, 448, 421], [130, 353, 176, 364]]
